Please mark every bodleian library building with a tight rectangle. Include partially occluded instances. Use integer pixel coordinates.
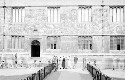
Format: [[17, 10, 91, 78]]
[[0, 0, 125, 69]]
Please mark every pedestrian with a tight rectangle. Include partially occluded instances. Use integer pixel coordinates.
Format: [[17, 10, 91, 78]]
[[62, 58, 65, 69], [83, 58, 86, 70], [73, 55, 78, 69], [68, 56, 71, 69], [65, 57, 68, 69], [54, 56, 58, 72], [15, 53, 17, 68]]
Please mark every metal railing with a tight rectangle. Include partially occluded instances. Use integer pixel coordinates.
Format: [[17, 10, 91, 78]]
[[21, 63, 57, 80], [87, 63, 112, 80]]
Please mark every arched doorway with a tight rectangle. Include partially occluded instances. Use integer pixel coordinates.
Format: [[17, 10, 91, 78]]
[[31, 40, 40, 57]]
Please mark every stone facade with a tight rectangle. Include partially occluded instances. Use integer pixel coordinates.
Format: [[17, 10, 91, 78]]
[[0, 0, 125, 69]]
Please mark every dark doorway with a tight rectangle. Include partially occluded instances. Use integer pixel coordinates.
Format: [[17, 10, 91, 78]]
[[117, 44, 120, 50], [31, 40, 40, 57]]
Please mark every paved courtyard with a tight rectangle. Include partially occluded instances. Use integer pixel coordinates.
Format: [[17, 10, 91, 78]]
[[0, 68, 93, 80], [44, 69, 93, 80], [1, 68, 125, 80]]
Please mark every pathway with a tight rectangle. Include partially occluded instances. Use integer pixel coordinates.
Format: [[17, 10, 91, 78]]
[[44, 69, 93, 80]]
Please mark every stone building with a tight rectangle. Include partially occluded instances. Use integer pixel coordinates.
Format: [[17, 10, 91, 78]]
[[0, 0, 125, 69]]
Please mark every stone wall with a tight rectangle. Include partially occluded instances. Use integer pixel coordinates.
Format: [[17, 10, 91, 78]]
[[4, 6, 125, 35], [1, 5, 125, 54]]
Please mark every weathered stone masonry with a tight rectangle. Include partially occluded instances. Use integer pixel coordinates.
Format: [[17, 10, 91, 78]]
[[0, 0, 125, 69]]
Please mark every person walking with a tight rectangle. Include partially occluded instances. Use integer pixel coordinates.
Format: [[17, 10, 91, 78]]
[[73, 55, 78, 69], [54, 56, 58, 72], [14, 53, 18, 68], [65, 57, 68, 69], [62, 58, 65, 69], [83, 58, 86, 70]]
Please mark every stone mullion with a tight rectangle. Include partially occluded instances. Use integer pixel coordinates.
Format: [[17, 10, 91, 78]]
[[120, 7, 124, 22], [21, 36, 24, 49], [89, 7, 92, 22], [48, 8, 51, 23], [18, 36, 21, 49], [78, 8, 81, 22], [124, 6, 125, 22], [57, 8, 60, 23]]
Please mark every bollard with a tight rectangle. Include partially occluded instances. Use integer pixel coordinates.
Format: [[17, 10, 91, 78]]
[[37, 70, 40, 80], [28, 76, 32, 80], [98, 71, 102, 80], [96, 71, 100, 80], [106, 76, 111, 80], [32, 73, 36, 80], [44, 67, 46, 78], [101, 74, 106, 80], [27, 76, 31, 80], [41, 69, 44, 80], [35, 72, 39, 80]]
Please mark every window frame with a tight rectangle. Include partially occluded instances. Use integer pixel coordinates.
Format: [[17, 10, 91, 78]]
[[12, 7, 25, 23], [78, 36, 92, 50], [47, 36, 61, 50]]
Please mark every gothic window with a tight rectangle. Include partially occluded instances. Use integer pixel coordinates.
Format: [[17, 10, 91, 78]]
[[78, 6, 92, 22], [12, 7, 25, 23], [47, 7, 60, 23], [78, 36, 92, 50], [47, 36, 60, 49], [11, 36, 25, 49], [109, 6, 124, 22], [110, 36, 125, 50]]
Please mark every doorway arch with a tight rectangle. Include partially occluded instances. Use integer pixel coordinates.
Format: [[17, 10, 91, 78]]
[[31, 40, 40, 57]]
